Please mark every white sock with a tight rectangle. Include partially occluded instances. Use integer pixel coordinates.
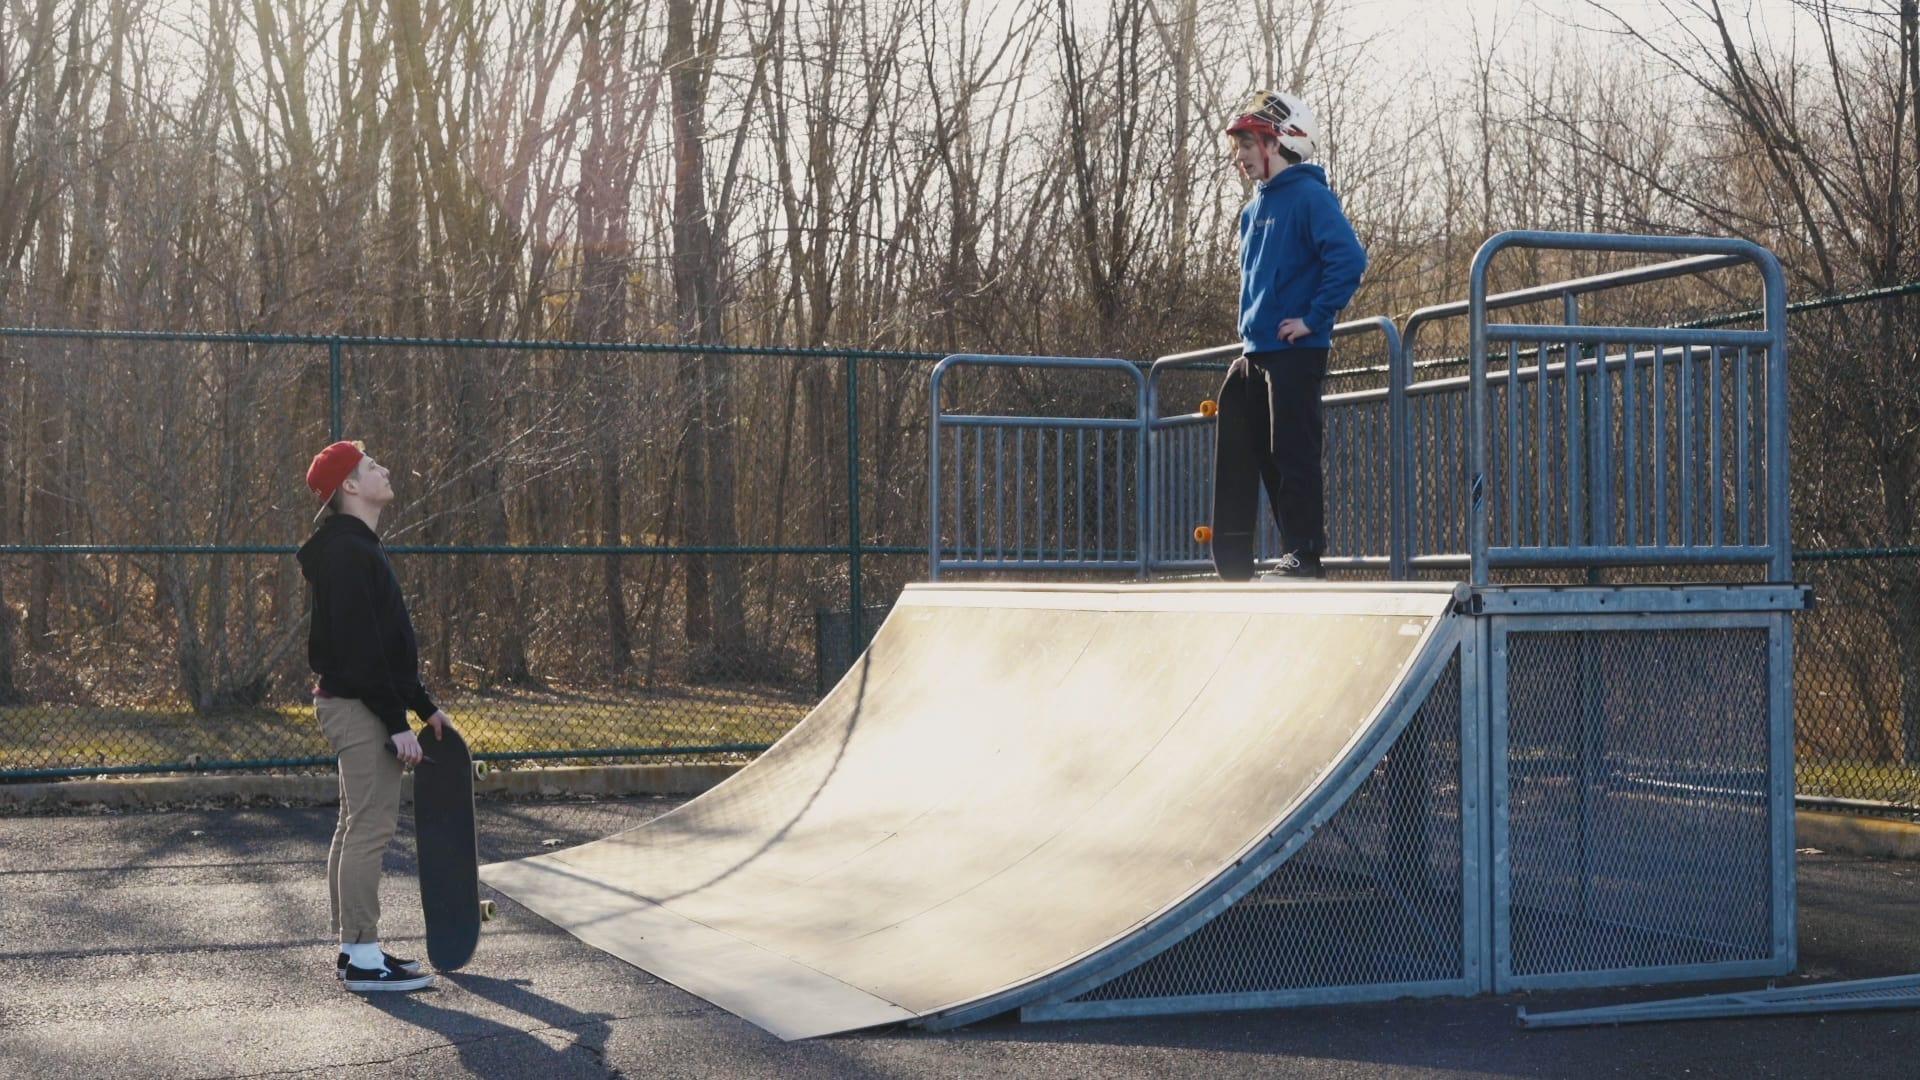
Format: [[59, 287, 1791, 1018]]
[[343, 941, 387, 970]]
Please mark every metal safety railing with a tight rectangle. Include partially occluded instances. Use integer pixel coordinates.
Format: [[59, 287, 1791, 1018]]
[[929, 231, 1794, 589], [928, 354, 1148, 579], [1143, 317, 1406, 575], [1458, 232, 1791, 586]]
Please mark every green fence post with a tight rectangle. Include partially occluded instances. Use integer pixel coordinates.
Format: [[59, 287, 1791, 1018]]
[[846, 353, 864, 658], [329, 338, 344, 440]]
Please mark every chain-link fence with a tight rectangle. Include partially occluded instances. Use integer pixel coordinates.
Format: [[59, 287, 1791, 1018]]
[[4, 287, 1920, 815], [1795, 552, 1920, 810], [0, 332, 939, 777]]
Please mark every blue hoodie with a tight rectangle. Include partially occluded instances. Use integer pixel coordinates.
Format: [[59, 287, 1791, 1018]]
[[1237, 163, 1368, 353]]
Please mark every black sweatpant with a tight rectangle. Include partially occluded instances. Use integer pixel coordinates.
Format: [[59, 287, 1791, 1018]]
[[1221, 348, 1329, 557]]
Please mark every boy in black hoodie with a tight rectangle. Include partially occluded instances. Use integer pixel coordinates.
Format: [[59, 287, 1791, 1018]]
[[298, 440, 451, 992]]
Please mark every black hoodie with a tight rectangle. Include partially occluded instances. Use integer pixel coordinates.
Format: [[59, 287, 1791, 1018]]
[[296, 514, 437, 736]]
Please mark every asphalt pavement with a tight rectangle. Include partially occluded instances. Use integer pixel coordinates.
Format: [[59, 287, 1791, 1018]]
[[1, 795, 1913, 1079]]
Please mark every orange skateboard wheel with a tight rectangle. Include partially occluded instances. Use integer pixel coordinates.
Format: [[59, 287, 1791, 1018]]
[[1194, 525, 1214, 544], [1199, 399, 1218, 418]]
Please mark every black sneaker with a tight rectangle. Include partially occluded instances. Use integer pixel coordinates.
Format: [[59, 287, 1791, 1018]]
[[336, 951, 425, 980], [342, 961, 436, 993], [1260, 551, 1325, 579]]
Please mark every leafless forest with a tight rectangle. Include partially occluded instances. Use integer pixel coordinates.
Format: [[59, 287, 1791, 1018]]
[[0, 0, 1914, 754]]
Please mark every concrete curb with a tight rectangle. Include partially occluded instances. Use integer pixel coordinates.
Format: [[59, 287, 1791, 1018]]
[[0, 762, 744, 812], [1797, 808, 1920, 861]]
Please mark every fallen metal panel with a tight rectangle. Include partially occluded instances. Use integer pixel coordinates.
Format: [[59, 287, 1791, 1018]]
[[1517, 974, 1920, 1029]]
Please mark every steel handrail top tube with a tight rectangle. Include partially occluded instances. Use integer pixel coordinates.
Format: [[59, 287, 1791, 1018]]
[[1146, 315, 1404, 422]]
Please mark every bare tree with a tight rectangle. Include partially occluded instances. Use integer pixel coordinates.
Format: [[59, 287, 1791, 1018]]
[[1558, 0, 1920, 759], [666, 0, 751, 661]]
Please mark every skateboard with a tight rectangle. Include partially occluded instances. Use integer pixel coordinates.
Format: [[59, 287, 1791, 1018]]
[[411, 724, 494, 971], [1204, 368, 1262, 581]]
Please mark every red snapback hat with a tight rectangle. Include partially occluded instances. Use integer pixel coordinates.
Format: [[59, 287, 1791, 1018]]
[[305, 440, 365, 501]]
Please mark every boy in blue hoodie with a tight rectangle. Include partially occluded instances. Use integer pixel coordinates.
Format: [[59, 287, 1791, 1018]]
[[1224, 90, 1367, 578]]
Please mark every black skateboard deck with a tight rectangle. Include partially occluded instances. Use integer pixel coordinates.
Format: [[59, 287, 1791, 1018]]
[[413, 725, 492, 971], [1208, 366, 1262, 581]]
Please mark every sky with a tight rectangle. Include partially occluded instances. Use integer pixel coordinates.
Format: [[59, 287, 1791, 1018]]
[[1300, 0, 1840, 62]]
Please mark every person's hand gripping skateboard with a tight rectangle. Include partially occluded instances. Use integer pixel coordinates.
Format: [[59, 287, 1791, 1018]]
[[390, 710, 453, 766]]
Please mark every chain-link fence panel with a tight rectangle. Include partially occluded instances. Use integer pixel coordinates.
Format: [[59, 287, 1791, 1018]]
[[1794, 554, 1920, 809], [0, 331, 946, 779], [0, 548, 876, 775], [1502, 626, 1778, 982], [1069, 651, 1464, 1006], [0, 550, 878, 775]]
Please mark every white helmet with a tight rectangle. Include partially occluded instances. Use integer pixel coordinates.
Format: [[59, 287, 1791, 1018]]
[[1225, 89, 1318, 162]]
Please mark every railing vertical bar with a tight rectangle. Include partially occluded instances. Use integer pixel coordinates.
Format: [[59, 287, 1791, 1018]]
[[1175, 418, 1190, 553], [994, 427, 1005, 561], [1535, 340, 1549, 549], [1039, 426, 1050, 560], [1097, 427, 1107, 560], [1150, 423, 1161, 562], [1409, 396, 1420, 558], [1144, 420, 1159, 557], [1197, 423, 1207, 559], [1517, 366, 1530, 548], [1327, 408, 1341, 556], [946, 425, 958, 567], [1076, 428, 1086, 562], [1596, 340, 1611, 548], [1737, 344, 1751, 545], [1056, 428, 1066, 562], [1371, 403, 1384, 555], [1437, 395, 1448, 556], [1371, 403, 1380, 555], [1344, 405, 1359, 553], [1200, 422, 1211, 560], [1681, 342, 1695, 547], [955, 425, 965, 563], [1653, 340, 1667, 546], [1567, 341, 1583, 549], [1710, 345, 1724, 548], [1121, 424, 1136, 568], [1415, 396, 1428, 556], [1171, 423, 1181, 560], [1029, 427, 1040, 560], [1015, 429, 1026, 560], [930, 406, 944, 578], [972, 427, 984, 561], [1624, 343, 1639, 546], [1460, 390, 1472, 553], [1506, 342, 1519, 548]]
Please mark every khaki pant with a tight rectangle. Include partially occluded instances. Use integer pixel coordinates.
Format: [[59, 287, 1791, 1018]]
[[317, 696, 404, 944]]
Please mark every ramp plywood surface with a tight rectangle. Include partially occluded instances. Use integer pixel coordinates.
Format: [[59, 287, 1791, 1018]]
[[480, 583, 1459, 1038]]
